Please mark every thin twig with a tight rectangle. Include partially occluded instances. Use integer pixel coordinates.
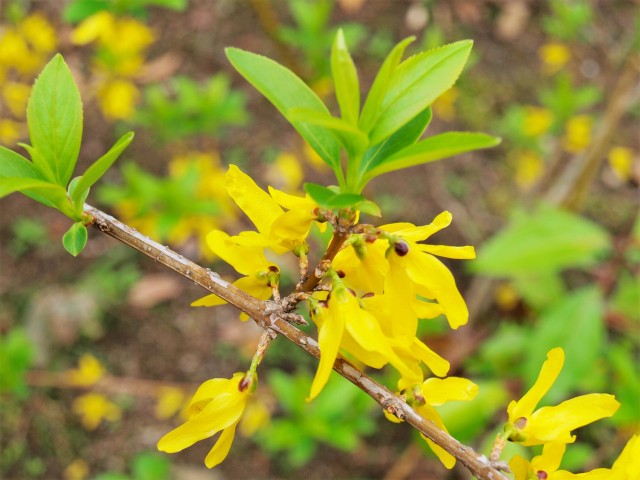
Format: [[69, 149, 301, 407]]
[[83, 204, 508, 480]]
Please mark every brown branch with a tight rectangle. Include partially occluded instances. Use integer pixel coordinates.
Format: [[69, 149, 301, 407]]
[[83, 204, 508, 480], [297, 228, 351, 293]]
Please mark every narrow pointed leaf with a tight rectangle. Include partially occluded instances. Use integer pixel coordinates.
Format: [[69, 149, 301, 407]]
[[226, 48, 340, 172], [27, 54, 83, 186], [365, 132, 500, 180], [71, 131, 134, 207], [289, 108, 368, 157], [303, 183, 365, 210], [331, 29, 360, 125], [0, 177, 65, 199], [359, 106, 431, 177], [370, 41, 472, 144], [359, 36, 415, 133], [62, 222, 88, 257]]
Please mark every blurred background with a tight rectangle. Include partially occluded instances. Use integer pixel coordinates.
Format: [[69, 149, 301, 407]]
[[0, 1, 638, 479]]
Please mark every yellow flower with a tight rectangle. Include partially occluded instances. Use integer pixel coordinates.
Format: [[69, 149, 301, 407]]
[[539, 42, 571, 74], [266, 152, 304, 192], [63, 459, 89, 480], [506, 348, 620, 446], [239, 396, 271, 437], [71, 11, 116, 45], [72, 393, 121, 430], [510, 435, 639, 479], [0, 119, 24, 145], [223, 165, 319, 254], [97, 78, 140, 120], [66, 354, 106, 387], [154, 387, 187, 420], [0, 29, 41, 75], [2, 81, 31, 118], [512, 150, 544, 189], [191, 230, 277, 312], [562, 115, 592, 153], [523, 106, 553, 137], [433, 86, 459, 122], [608, 146, 634, 182], [157, 372, 255, 468], [416, 377, 478, 469], [19, 13, 57, 54], [384, 211, 476, 330]]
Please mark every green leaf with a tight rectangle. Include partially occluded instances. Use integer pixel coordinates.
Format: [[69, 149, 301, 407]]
[[226, 48, 341, 173], [365, 132, 500, 181], [331, 29, 360, 125], [358, 106, 431, 180], [71, 132, 134, 208], [289, 108, 368, 157], [62, 222, 88, 256], [357, 200, 381, 217], [26, 54, 83, 186], [474, 204, 612, 277], [359, 36, 415, 133], [304, 183, 365, 210], [63, 0, 108, 23], [523, 287, 605, 402], [370, 40, 472, 144], [0, 146, 58, 207]]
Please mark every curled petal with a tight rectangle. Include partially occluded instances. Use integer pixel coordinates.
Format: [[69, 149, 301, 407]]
[[207, 230, 271, 276], [533, 443, 566, 474], [508, 455, 531, 480], [392, 211, 453, 243], [508, 347, 564, 422], [226, 165, 283, 235], [417, 244, 476, 259], [204, 421, 240, 468], [416, 403, 456, 469], [308, 301, 345, 401]]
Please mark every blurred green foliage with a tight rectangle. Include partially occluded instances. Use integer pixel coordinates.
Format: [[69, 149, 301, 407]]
[[0, 328, 34, 397], [94, 452, 171, 480], [63, 0, 187, 23]]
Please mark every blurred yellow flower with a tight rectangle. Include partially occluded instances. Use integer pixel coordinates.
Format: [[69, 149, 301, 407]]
[[562, 115, 592, 153], [66, 354, 106, 387], [97, 78, 140, 120], [157, 372, 255, 468], [239, 396, 271, 437], [154, 387, 187, 420], [433, 86, 459, 122], [2, 81, 31, 118], [72, 393, 121, 430], [523, 106, 553, 137], [539, 42, 571, 74], [0, 119, 23, 145], [608, 146, 634, 182], [266, 152, 304, 193], [63, 459, 89, 480], [0, 29, 39, 75], [19, 13, 57, 54], [513, 150, 544, 189], [506, 348, 619, 446]]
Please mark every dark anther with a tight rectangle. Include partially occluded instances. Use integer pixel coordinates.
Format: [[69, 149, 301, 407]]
[[536, 471, 548, 480], [394, 240, 409, 256], [362, 292, 375, 298], [336, 270, 346, 278], [268, 265, 279, 272]]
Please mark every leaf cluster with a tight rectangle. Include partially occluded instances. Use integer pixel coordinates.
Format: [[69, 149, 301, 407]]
[[0, 55, 134, 255], [226, 31, 500, 212]]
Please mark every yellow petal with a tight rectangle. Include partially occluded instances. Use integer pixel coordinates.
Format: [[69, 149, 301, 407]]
[[269, 209, 314, 253], [508, 347, 564, 422], [413, 299, 444, 319], [385, 254, 419, 339], [188, 374, 242, 417], [268, 186, 314, 211], [417, 244, 476, 259], [527, 393, 620, 444], [508, 455, 531, 480], [233, 276, 272, 301], [416, 403, 456, 469], [226, 165, 283, 235], [533, 442, 565, 474], [204, 421, 239, 468], [206, 230, 270, 276], [409, 338, 450, 378], [157, 393, 245, 453], [393, 211, 453, 243], [308, 299, 345, 401], [421, 377, 478, 406], [70, 11, 114, 45], [406, 251, 468, 329], [191, 293, 228, 307]]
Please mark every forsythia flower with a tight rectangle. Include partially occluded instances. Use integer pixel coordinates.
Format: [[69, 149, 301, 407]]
[[539, 42, 571, 74], [512, 150, 544, 189], [608, 146, 634, 182], [505, 347, 620, 446], [66, 354, 106, 387], [562, 115, 593, 153], [96, 78, 140, 120], [72, 393, 121, 430], [510, 435, 640, 480], [154, 387, 187, 420], [523, 106, 553, 137], [157, 372, 255, 468]]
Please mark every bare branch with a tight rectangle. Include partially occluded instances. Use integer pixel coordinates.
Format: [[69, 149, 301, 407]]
[[83, 204, 509, 480]]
